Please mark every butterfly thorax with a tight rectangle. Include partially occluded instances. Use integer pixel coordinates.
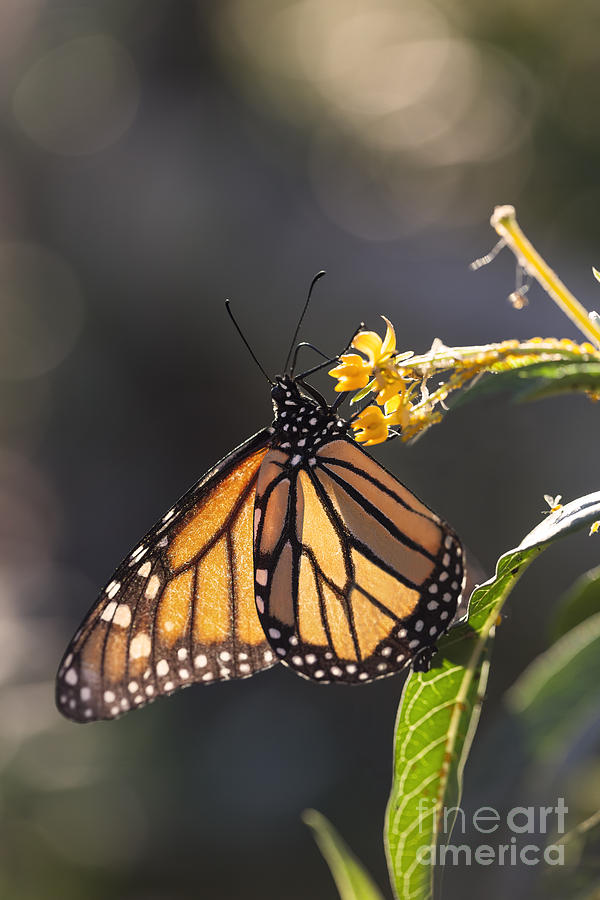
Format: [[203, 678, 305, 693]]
[[269, 375, 348, 456]]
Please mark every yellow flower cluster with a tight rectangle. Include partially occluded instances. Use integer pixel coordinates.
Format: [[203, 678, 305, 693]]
[[329, 319, 417, 445], [329, 320, 600, 445]]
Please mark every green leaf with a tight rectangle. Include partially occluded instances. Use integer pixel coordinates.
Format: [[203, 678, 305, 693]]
[[385, 491, 600, 900], [350, 379, 376, 405], [550, 565, 600, 641], [303, 809, 385, 900], [517, 363, 600, 401], [385, 636, 492, 900], [456, 360, 600, 405]]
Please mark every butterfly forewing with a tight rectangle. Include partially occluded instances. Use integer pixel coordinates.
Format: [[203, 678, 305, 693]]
[[253, 425, 465, 683], [56, 431, 274, 722]]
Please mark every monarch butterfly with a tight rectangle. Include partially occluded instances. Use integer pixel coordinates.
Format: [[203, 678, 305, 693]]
[[56, 282, 465, 722]]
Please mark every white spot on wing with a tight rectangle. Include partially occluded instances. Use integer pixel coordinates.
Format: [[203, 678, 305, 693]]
[[130, 544, 147, 564], [145, 575, 161, 600], [156, 659, 169, 676], [106, 581, 120, 599], [101, 601, 117, 622], [113, 604, 131, 627], [130, 633, 152, 659]]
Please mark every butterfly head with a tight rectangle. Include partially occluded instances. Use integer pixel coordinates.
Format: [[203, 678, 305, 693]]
[[270, 374, 318, 423], [270, 374, 349, 454], [270, 374, 302, 406]]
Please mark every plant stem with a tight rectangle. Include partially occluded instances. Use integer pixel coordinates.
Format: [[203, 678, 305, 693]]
[[557, 807, 600, 846], [491, 205, 600, 349]]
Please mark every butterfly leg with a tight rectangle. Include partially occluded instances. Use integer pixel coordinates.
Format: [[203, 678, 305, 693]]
[[412, 645, 438, 673]]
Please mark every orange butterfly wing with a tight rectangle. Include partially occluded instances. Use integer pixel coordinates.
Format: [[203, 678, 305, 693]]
[[56, 431, 273, 722], [253, 437, 464, 683]]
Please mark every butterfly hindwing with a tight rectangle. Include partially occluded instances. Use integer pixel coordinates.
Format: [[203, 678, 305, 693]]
[[56, 430, 274, 722], [253, 426, 465, 683]]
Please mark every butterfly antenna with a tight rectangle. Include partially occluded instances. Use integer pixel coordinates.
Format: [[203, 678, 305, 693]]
[[284, 270, 326, 374], [225, 300, 273, 384]]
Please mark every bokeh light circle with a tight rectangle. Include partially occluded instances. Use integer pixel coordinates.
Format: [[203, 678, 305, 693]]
[[13, 34, 139, 156]]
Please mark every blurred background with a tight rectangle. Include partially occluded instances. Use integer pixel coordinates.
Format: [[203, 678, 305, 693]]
[[1, 2, 600, 898]]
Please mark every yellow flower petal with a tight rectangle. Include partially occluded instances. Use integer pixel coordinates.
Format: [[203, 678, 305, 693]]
[[329, 354, 367, 376], [375, 376, 405, 406], [350, 405, 390, 445], [384, 394, 402, 414], [380, 316, 397, 359], [329, 353, 371, 392], [352, 330, 383, 367], [334, 374, 371, 392], [384, 394, 412, 430]]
